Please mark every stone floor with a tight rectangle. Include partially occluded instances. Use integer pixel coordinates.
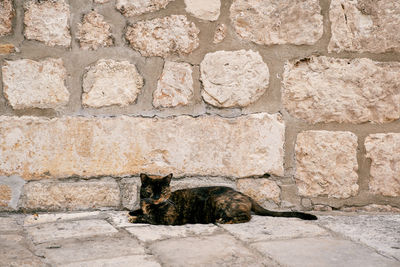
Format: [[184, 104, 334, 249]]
[[0, 211, 399, 267]]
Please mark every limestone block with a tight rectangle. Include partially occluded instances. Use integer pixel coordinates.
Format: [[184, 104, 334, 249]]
[[0, 113, 284, 179], [94, 0, 110, 3], [0, 44, 16, 55], [329, 0, 400, 53], [116, 0, 174, 17], [126, 15, 200, 58], [24, 0, 71, 47], [153, 61, 194, 108], [230, 0, 323, 45], [0, 0, 13, 36], [200, 50, 269, 108], [365, 133, 400, 197], [213, 23, 226, 44], [82, 59, 143, 108], [0, 184, 12, 207], [184, 0, 220, 21], [236, 178, 280, 204], [2, 58, 70, 109], [283, 56, 400, 124], [20, 179, 120, 211], [120, 178, 140, 210], [295, 131, 359, 198], [77, 11, 113, 50]]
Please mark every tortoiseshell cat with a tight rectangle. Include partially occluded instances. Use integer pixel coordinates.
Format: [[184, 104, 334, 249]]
[[128, 174, 317, 225]]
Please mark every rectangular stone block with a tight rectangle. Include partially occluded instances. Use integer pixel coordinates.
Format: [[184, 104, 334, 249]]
[[0, 113, 284, 179], [365, 133, 400, 197], [20, 178, 120, 211]]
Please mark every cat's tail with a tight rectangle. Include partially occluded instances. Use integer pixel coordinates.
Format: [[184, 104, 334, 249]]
[[250, 199, 317, 220]]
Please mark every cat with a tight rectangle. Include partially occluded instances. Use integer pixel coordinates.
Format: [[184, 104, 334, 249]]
[[128, 173, 317, 225]]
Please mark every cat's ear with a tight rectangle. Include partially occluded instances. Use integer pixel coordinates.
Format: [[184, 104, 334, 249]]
[[140, 173, 149, 184], [163, 173, 173, 184]]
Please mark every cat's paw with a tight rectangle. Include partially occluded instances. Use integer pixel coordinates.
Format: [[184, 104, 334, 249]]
[[128, 216, 138, 223]]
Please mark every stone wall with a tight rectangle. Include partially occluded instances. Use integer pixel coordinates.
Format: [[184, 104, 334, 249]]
[[0, 0, 399, 212]]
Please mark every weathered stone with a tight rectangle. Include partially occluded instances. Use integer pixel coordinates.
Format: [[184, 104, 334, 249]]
[[126, 224, 220, 242], [0, 44, 16, 55], [126, 15, 200, 58], [283, 56, 400, 124], [329, 0, 400, 53], [236, 178, 280, 204], [340, 205, 400, 213], [0, 0, 13, 36], [94, 0, 110, 3], [20, 179, 120, 211], [108, 211, 143, 228], [230, 0, 323, 45], [36, 236, 146, 266], [0, 184, 11, 207], [171, 177, 235, 191], [24, 211, 101, 226], [295, 131, 359, 198], [365, 133, 400, 197], [24, 0, 71, 47], [82, 59, 143, 108], [120, 178, 140, 210], [77, 11, 113, 50], [184, 0, 220, 21], [252, 237, 399, 267], [0, 217, 21, 232], [153, 61, 194, 108], [319, 215, 400, 260], [213, 23, 226, 44], [116, 0, 174, 17], [61, 255, 161, 267], [0, 235, 46, 267], [2, 58, 70, 110], [220, 216, 327, 243], [200, 50, 269, 108], [26, 219, 118, 244], [0, 113, 284, 179], [150, 234, 271, 266]]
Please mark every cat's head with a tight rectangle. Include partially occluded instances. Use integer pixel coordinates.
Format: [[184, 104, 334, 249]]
[[139, 173, 173, 204]]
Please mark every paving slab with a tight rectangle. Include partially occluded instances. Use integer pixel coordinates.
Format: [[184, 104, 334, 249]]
[[252, 237, 399, 267], [126, 223, 220, 242], [35, 235, 146, 265], [59, 255, 161, 267], [24, 211, 101, 226], [107, 211, 148, 228], [26, 219, 118, 244], [150, 234, 276, 267], [220, 215, 328, 242], [318, 215, 400, 260], [0, 216, 21, 232], [0, 234, 46, 266]]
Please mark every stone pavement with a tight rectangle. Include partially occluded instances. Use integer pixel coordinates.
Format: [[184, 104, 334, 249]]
[[0, 211, 399, 267]]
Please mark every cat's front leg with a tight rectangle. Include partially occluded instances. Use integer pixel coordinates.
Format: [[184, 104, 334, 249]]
[[128, 214, 150, 224]]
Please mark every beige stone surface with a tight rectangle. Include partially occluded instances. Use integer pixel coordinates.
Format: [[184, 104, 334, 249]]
[[340, 205, 400, 213], [82, 60, 141, 107], [329, 0, 400, 53], [24, 211, 101, 226], [283, 56, 400, 124], [24, 0, 71, 47], [236, 178, 280, 204], [230, 0, 323, 45], [20, 179, 120, 210], [200, 50, 269, 108], [153, 61, 194, 108], [0, 184, 12, 207], [295, 131, 359, 198], [126, 15, 200, 58], [0, 44, 16, 55], [62, 255, 161, 267], [0, 113, 284, 179], [184, 0, 220, 21], [120, 178, 140, 210], [82, 59, 143, 108], [116, 0, 174, 17], [2, 58, 70, 110], [94, 0, 110, 3], [213, 23, 226, 44], [365, 133, 400, 197], [0, 0, 13, 36], [77, 11, 113, 50]]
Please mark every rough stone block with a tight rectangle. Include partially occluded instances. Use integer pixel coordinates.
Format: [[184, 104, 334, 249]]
[[24, 0, 71, 47], [0, 175, 25, 211], [126, 15, 199, 58], [82, 59, 143, 108], [0, 44, 16, 55], [365, 133, 400, 197], [295, 131, 359, 198], [283, 56, 400, 124], [0, 217, 21, 232], [0, 184, 12, 207], [20, 179, 120, 211], [0, 113, 284, 179], [230, 0, 323, 45], [236, 178, 280, 205], [2, 58, 70, 110], [77, 11, 113, 50], [329, 0, 400, 53], [116, 0, 174, 17], [213, 23, 226, 44], [200, 50, 269, 108], [153, 61, 193, 108], [0, 235, 46, 266], [120, 178, 140, 210], [0, 0, 13, 36], [184, 0, 220, 21]]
